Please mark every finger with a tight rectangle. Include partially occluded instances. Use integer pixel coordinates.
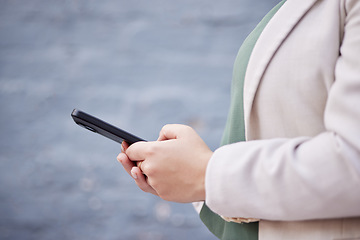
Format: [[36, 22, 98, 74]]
[[117, 152, 135, 176], [131, 167, 158, 196], [157, 124, 191, 141], [125, 141, 154, 161], [121, 141, 130, 152], [137, 160, 143, 170]]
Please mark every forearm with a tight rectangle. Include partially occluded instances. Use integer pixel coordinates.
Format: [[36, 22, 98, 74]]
[[205, 133, 360, 221]]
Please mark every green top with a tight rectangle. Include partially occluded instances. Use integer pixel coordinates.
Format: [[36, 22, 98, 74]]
[[200, 1, 286, 239]]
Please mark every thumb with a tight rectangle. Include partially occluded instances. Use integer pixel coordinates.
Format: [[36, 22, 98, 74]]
[[157, 124, 193, 141], [125, 141, 150, 161]]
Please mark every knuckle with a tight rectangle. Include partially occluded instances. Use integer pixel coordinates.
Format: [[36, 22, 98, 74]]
[[148, 178, 161, 191], [161, 124, 170, 130], [137, 181, 151, 193], [186, 124, 194, 131], [145, 144, 157, 156], [177, 124, 192, 133], [139, 185, 150, 193], [161, 124, 172, 133], [143, 163, 156, 176]]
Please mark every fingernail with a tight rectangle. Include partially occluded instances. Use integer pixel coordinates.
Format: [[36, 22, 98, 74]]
[[117, 154, 123, 163], [131, 168, 138, 179]]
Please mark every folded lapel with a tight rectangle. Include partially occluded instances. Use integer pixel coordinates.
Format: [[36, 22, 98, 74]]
[[243, 0, 318, 139]]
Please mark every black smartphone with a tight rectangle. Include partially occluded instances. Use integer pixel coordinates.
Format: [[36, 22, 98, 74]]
[[71, 109, 146, 145]]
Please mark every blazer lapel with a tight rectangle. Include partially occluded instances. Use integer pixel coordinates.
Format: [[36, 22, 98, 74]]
[[243, 0, 318, 139]]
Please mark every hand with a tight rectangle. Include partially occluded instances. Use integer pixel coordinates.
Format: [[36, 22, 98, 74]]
[[117, 124, 213, 203], [117, 141, 158, 196]]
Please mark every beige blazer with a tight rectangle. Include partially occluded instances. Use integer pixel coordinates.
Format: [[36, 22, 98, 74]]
[[205, 0, 360, 239]]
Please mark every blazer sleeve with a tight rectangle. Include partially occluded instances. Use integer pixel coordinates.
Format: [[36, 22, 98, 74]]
[[205, 0, 360, 221]]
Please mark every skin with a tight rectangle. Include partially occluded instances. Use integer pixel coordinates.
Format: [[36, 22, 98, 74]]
[[116, 124, 213, 203]]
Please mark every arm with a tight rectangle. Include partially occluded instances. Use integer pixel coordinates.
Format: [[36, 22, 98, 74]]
[[206, 0, 360, 221]]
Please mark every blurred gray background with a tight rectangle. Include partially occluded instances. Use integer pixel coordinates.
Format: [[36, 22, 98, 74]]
[[0, 0, 279, 239]]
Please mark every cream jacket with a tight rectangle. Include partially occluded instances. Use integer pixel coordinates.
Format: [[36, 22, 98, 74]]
[[205, 0, 360, 239]]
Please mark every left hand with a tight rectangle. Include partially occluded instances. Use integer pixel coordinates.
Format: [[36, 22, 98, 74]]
[[117, 124, 213, 203]]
